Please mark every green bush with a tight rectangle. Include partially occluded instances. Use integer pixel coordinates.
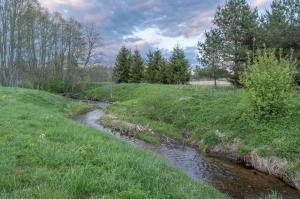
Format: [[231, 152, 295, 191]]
[[242, 50, 295, 118], [46, 80, 65, 93]]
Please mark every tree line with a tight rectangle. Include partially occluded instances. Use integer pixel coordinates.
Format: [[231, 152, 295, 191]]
[[113, 45, 191, 84], [197, 0, 300, 87], [0, 0, 101, 92]]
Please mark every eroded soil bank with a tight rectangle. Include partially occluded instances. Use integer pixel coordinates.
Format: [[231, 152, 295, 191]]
[[76, 101, 300, 199]]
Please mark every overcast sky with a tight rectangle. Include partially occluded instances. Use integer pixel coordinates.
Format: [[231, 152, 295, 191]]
[[39, 0, 272, 66]]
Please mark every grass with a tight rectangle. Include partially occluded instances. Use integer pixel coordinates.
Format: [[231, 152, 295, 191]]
[[83, 83, 300, 174], [0, 87, 227, 199]]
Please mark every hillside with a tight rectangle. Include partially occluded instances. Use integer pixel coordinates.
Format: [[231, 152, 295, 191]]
[[83, 83, 300, 190], [0, 87, 226, 199]]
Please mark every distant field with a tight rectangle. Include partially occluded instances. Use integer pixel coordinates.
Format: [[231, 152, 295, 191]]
[[190, 80, 232, 87]]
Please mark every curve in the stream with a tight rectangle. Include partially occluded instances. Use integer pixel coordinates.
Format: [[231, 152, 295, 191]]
[[75, 101, 300, 199]]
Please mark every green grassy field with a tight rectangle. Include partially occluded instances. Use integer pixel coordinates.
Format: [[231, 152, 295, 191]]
[[83, 83, 300, 174], [0, 87, 227, 199]]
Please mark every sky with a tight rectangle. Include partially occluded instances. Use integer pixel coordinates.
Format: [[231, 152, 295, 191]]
[[39, 0, 272, 66]]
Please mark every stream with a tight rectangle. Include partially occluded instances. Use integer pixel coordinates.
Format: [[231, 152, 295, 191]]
[[75, 101, 300, 199]]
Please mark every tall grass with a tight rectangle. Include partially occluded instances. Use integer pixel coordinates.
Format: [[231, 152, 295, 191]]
[[0, 87, 227, 199]]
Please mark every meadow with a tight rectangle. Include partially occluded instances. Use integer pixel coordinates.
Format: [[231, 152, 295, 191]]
[[83, 83, 300, 175], [0, 87, 227, 199]]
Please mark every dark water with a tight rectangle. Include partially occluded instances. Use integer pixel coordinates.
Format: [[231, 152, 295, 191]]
[[76, 102, 300, 199]]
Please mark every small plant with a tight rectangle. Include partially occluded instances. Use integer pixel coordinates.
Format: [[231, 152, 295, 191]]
[[263, 192, 283, 199], [242, 49, 295, 118]]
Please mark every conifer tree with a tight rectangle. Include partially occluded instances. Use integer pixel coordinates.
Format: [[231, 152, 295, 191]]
[[198, 29, 227, 87], [169, 45, 190, 84], [129, 49, 144, 83], [113, 46, 131, 83], [146, 50, 166, 83], [262, 0, 300, 82], [213, 0, 258, 87]]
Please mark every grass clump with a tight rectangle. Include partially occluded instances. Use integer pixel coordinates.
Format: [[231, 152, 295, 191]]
[[0, 87, 227, 199]]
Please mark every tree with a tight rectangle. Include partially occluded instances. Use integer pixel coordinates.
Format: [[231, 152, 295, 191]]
[[213, 0, 259, 88], [83, 23, 102, 67], [159, 60, 172, 84], [113, 46, 131, 83], [262, 0, 300, 83], [198, 29, 227, 87], [129, 49, 144, 83], [242, 49, 295, 118], [0, 0, 96, 92], [169, 45, 190, 84], [145, 50, 166, 83]]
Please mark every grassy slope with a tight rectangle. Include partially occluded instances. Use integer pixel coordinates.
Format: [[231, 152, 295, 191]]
[[0, 87, 226, 199], [84, 84, 300, 174]]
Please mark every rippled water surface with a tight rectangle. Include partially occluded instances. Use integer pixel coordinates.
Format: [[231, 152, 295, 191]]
[[76, 102, 300, 199]]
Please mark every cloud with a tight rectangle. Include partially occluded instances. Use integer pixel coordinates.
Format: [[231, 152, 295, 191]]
[[131, 27, 201, 50], [40, 0, 91, 11], [39, 0, 272, 66], [252, 0, 272, 8]]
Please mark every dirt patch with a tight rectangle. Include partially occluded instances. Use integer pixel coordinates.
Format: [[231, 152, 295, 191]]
[[99, 114, 155, 137]]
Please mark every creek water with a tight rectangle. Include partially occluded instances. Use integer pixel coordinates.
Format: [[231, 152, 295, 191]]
[[75, 101, 300, 199]]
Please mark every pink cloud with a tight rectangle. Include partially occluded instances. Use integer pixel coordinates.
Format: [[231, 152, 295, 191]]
[[39, 0, 92, 12]]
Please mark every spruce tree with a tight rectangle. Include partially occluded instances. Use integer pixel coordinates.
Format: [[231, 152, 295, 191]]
[[129, 49, 144, 83], [159, 61, 172, 84], [113, 46, 131, 83], [146, 50, 166, 83], [169, 45, 190, 84], [213, 0, 258, 88]]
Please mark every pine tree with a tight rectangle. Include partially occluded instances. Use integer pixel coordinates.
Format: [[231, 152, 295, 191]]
[[262, 0, 286, 49], [262, 0, 300, 83], [159, 61, 172, 84], [213, 0, 258, 88], [198, 29, 227, 87], [113, 46, 131, 83], [145, 50, 166, 83], [129, 49, 144, 83], [169, 45, 190, 84]]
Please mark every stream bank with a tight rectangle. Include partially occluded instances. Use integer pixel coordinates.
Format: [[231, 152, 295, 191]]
[[75, 101, 300, 199]]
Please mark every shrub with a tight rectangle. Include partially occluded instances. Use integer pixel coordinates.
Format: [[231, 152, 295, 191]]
[[242, 49, 295, 118], [46, 80, 65, 94]]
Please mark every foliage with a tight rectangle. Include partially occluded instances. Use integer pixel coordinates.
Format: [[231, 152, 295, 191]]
[[113, 46, 132, 83], [262, 0, 300, 75], [264, 192, 283, 199], [0, 1, 101, 92], [194, 67, 228, 81], [198, 29, 228, 86], [85, 64, 113, 83], [203, 0, 259, 87], [46, 80, 65, 94], [0, 87, 227, 199], [241, 50, 295, 118], [145, 50, 168, 83], [168, 45, 191, 84], [129, 50, 145, 83]]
